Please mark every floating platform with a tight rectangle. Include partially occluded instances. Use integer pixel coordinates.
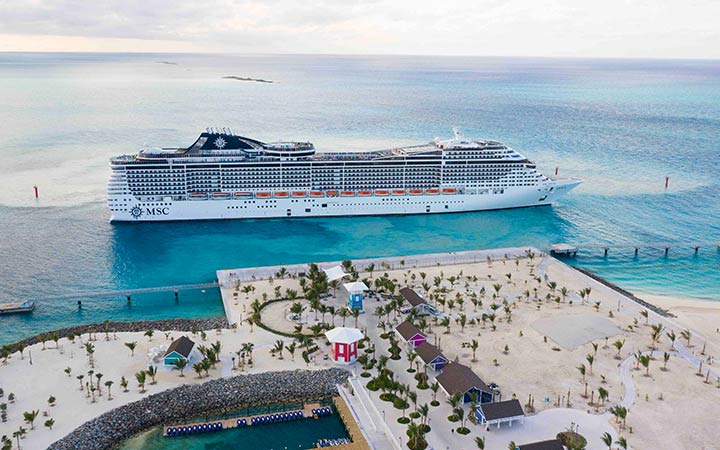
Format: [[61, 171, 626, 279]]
[[0, 300, 35, 314], [549, 243, 578, 256]]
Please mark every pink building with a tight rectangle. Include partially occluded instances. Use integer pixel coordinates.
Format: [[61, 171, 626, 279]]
[[324, 327, 364, 365]]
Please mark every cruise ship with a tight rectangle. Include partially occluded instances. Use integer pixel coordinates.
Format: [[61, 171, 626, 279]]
[[108, 128, 581, 221]]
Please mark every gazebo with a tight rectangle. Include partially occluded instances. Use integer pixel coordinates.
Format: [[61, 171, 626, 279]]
[[343, 281, 368, 313], [324, 327, 364, 365]]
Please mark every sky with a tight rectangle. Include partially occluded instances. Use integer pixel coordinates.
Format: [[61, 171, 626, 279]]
[[0, 0, 718, 58]]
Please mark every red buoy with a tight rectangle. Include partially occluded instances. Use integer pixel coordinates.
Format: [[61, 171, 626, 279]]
[[665, 176, 669, 189], [33, 185, 38, 198], [555, 167, 559, 176]]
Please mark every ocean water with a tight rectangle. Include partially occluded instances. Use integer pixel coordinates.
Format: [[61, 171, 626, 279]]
[[118, 415, 349, 450], [1, 53, 719, 345]]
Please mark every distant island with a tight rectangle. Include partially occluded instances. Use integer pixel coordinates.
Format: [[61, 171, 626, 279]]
[[156, 61, 178, 65], [222, 76, 274, 83]]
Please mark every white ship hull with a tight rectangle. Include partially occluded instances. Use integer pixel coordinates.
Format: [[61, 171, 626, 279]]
[[110, 179, 580, 222]]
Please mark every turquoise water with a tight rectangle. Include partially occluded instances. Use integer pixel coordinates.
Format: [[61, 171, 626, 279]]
[[1, 54, 719, 345], [118, 415, 349, 450]]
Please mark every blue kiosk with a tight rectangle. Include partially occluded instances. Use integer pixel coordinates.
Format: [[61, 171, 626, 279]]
[[343, 281, 368, 313]]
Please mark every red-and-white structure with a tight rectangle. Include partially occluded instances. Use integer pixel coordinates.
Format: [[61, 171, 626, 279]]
[[324, 327, 364, 365]]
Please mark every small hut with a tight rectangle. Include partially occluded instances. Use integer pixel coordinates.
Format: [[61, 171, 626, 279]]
[[344, 281, 368, 313], [163, 336, 195, 366], [325, 327, 364, 365]]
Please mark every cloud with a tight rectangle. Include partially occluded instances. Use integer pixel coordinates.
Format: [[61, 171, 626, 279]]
[[0, 0, 719, 57]]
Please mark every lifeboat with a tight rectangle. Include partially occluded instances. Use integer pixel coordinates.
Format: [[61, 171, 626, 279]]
[[212, 192, 231, 199], [409, 189, 423, 195], [189, 192, 207, 199], [392, 189, 406, 196], [234, 191, 252, 198], [340, 191, 355, 197], [374, 190, 389, 196], [425, 189, 440, 195], [255, 192, 271, 198], [292, 191, 307, 198], [442, 188, 458, 194], [358, 190, 372, 197], [274, 192, 289, 198], [309, 191, 325, 198], [326, 190, 339, 197]]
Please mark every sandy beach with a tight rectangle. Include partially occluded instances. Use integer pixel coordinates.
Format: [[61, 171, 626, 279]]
[[2, 248, 719, 450]]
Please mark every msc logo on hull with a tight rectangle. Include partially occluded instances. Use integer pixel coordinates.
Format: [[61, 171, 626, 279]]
[[130, 205, 170, 220]]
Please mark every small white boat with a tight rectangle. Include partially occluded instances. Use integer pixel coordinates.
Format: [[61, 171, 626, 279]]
[[0, 300, 35, 314]]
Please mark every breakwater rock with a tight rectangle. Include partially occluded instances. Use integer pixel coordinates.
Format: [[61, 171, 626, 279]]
[[5, 317, 228, 353], [48, 368, 350, 450]]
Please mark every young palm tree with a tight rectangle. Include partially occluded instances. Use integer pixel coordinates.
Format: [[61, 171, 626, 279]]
[[193, 362, 204, 379], [639, 354, 651, 376], [577, 364, 586, 382], [172, 358, 188, 376], [508, 442, 517, 450], [105, 381, 114, 400], [352, 307, 361, 327], [475, 436, 486, 449], [598, 387, 608, 406], [124, 341, 137, 357], [601, 431, 613, 449], [135, 371, 147, 393], [22, 410, 38, 430], [616, 436, 628, 450], [586, 354, 595, 374], [147, 366, 158, 384], [120, 376, 129, 392], [663, 352, 671, 370], [469, 339, 479, 362], [44, 418, 55, 430], [680, 329, 692, 347], [430, 381, 440, 404], [144, 330, 154, 341], [454, 406, 466, 429], [613, 339, 625, 359]]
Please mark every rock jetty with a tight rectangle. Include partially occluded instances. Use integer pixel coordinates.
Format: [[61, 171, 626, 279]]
[[48, 368, 350, 450], [5, 317, 228, 353]]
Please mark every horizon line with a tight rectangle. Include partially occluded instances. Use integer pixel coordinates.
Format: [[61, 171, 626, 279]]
[[0, 50, 719, 62]]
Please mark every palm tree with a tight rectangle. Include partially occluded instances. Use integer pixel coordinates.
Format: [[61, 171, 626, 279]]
[[124, 341, 137, 356], [508, 442, 517, 450], [22, 410, 38, 430], [616, 436, 628, 450], [598, 386, 608, 406], [120, 376, 129, 392], [273, 340, 285, 359], [76, 374, 84, 391], [418, 403, 429, 427], [135, 371, 147, 392], [105, 381, 114, 400], [454, 406, 466, 429], [44, 418, 55, 430], [577, 364, 586, 382], [147, 365, 158, 384], [352, 307, 361, 327], [640, 309, 649, 324], [639, 354, 651, 375], [663, 352, 671, 370], [586, 354, 595, 374], [430, 381, 439, 404], [680, 329, 692, 346], [547, 281, 557, 295], [475, 436, 486, 449], [95, 373, 104, 394], [193, 362, 204, 378], [469, 339, 479, 362], [650, 324, 663, 350], [12, 427, 26, 450], [601, 432, 613, 449], [144, 330, 154, 341], [613, 339, 625, 359], [172, 358, 188, 376]]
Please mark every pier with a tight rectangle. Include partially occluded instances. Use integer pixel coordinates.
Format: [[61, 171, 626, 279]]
[[26, 282, 219, 302], [549, 241, 719, 257], [162, 401, 321, 436]]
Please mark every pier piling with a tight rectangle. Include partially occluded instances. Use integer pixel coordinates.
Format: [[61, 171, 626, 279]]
[[33, 185, 38, 198], [127, 295, 131, 305], [604, 247, 609, 256]]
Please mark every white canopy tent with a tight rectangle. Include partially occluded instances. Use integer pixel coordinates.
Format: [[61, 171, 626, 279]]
[[323, 265, 348, 282]]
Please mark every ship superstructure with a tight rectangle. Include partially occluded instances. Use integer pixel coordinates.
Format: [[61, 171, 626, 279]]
[[108, 128, 580, 221]]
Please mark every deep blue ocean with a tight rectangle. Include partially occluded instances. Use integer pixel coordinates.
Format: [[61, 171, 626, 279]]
[[1, 53, 719, 345]]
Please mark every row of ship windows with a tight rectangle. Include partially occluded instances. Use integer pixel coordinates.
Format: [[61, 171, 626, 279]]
[[124, 165, 525, 175]]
